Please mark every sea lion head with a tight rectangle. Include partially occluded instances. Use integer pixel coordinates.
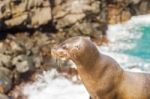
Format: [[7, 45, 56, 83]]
[[51, 36, 99, 65]]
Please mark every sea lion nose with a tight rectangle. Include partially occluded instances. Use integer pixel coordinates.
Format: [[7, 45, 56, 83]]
[[51, 46, 58, 57], [51, 46, 65, 57]]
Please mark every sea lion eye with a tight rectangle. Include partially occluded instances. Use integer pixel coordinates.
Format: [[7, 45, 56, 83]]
[[62, 45, 67, 49], [75, 45, 80, 50]]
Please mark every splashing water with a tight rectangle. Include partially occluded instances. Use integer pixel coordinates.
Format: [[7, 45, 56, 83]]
[[100, 14, 150, 71], [23, 70, 89, 99]]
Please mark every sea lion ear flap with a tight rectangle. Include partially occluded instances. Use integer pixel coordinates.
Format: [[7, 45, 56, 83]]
[[74, 44, 80, 50], [69, 43, 80, 53]]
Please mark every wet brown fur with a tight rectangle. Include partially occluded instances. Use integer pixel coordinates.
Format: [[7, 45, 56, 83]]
[[51, 36, 150, 99]]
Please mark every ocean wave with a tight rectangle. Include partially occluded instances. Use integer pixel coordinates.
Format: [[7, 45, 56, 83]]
[[100, 14, 150, 71]]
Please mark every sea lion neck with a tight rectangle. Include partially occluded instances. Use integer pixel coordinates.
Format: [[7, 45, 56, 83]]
[[71, 41, 101, 70]]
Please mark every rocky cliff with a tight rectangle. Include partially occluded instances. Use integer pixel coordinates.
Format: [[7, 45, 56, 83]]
[[0, 0, 150, 37]]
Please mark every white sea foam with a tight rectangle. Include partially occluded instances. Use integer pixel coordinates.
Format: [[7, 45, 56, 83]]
[[100, 14, 150, 71], [129, 14, 150, 24], [23, 69, 89, 99], [23, 14, 150, 99]]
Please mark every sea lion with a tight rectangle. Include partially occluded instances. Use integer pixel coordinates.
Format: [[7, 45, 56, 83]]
[[51, 36, 150, 99]]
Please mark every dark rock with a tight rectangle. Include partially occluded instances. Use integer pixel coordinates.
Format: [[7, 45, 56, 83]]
[[9, 41, 24, 54], [30, 7, 52, 28], [12, 55, 34, 73], [0, 54, 11, 68], [33, 55, 43, 68], [26, 0, 43, 10], [0, 0, 52, 31], [128, 3, 139, 15], [139, 1, 149, 14], [53, 0, 101, 29], [0, 0, 150, 32], [0, 67, 12, 93], [5, 13, 28, 27], [0, 93, 9, 99], [52, 0, 105, 41]]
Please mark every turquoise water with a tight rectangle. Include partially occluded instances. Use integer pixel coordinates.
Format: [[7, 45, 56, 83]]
[[123, 25, 150, 59], [102, 17, 150, 71]]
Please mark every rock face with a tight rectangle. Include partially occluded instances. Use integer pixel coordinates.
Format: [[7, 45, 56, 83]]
[[0, 0, 52, 30], [0, 67, 12, 93], [106, 0, 150, 24], [52, 0, 104, 40], [0, 32, 57, 97], [12, 55, 34, 73], [0, 0, 150, 41], [0, 54, 11, 68], [0, 0, 149, 48], [0, 0, 150, 32]]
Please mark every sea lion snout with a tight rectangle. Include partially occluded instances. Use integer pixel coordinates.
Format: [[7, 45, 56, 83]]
[[51, 45, 69, 59]]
